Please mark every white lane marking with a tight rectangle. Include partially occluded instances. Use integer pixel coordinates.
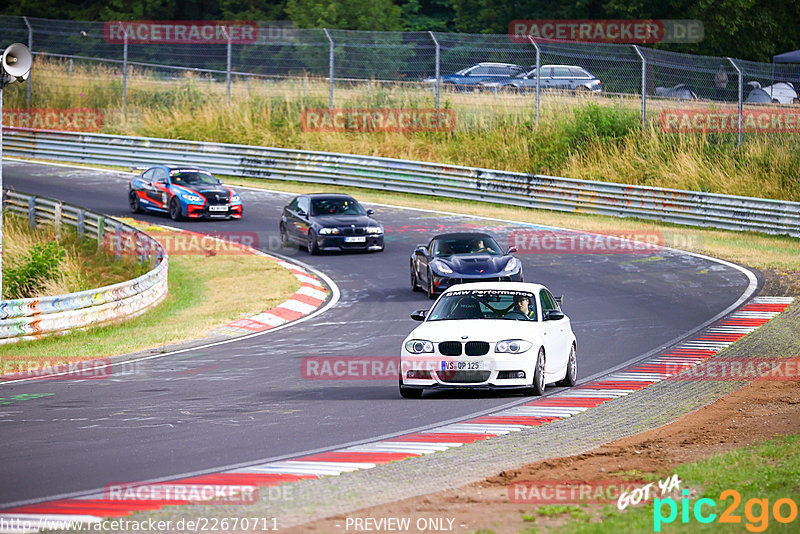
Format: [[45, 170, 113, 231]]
[[344, 443, 457, 453]]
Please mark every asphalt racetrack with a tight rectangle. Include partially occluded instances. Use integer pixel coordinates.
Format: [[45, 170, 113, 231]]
[[0, 160, 756, 507]]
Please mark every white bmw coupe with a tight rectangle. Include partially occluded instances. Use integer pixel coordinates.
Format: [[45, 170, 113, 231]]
[[399, 282, 577, 398]]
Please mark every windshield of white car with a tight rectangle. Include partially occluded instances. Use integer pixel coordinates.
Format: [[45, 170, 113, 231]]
[[171, 171, 218, 186], [427, 290, 538, 321], [432, 237, 503, 257], [311, 198, 366, 216]]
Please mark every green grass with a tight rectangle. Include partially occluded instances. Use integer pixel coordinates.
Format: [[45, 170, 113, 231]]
[[6, 58, 800, 202], [547, 431, 800, 533], [0, 221, 301, 362]]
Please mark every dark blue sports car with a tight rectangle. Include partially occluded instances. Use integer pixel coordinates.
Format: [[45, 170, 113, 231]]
[[410, 232, 523, 298], [128, 164, 243, 221]]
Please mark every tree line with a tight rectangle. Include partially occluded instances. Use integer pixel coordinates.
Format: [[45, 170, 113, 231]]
[[3, 0, 799, 62]]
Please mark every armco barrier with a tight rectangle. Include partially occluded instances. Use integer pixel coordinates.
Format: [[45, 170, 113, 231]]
[[4, 128, 800, 237], [0, 190, 168, 343]]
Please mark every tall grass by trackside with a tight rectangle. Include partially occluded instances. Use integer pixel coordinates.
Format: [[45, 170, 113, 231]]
[[5, 58, 800, 201]]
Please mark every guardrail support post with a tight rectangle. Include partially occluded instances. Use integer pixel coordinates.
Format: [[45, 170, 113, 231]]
[[23, 16, 32, 108], [114, 223, 121, 258], [324, 28, 334, 110], [77, 209, 85, 237], [27, 196, 36, 228], [633, 45, 646, 128], [727, 57, 743, 146], [54, 202, 62, 240], [97, 216, 105, 251], [429, 31, 440, 111], [528, 35, 541, 125]]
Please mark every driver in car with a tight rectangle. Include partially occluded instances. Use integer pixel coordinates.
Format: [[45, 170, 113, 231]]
[[504, 294, 535, 320]]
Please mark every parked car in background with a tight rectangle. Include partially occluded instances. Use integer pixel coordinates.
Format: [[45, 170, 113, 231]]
[[423, 62, 523, 90], [655, 84, 699, 101], [478, 65, 602, 93], [745, 81, 798, 104]]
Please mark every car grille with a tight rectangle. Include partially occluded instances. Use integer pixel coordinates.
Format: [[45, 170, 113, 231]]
[[437, 370, 491, 383], [201, 192, 230, 205], [465, 341, 490, 356], [438, 341, 462, 356], [341, 227, 366, 236], [448, 277, 510, 286]]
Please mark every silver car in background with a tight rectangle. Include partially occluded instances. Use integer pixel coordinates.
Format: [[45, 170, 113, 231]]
[[478, 65, 602, 93]]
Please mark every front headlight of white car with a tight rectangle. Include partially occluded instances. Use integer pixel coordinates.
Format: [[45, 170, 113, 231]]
[[504, 258, 520, 272], [319, 227, 340, 235], [432, 260, 453, 274], [404, 340, 434, 354], [495, 339, 532, 354]]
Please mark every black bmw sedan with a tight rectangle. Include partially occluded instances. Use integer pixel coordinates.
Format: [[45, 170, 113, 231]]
[[410, 232, 522, 298], [279, 193, 385, 255]]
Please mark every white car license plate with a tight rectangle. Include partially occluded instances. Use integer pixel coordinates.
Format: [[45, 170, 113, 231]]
[[440, 361, 484, 371], [208, 205, 228, 212], [344, 236, 366, 243]]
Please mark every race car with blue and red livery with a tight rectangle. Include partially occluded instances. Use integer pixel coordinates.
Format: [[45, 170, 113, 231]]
[[128, 165, 243, 220]]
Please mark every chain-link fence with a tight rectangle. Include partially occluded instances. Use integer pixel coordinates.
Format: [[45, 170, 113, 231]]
[[2, 15, 800, 142]]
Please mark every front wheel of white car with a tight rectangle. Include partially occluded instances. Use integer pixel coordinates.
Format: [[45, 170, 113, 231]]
[[525, 347, 546, 396], [557, 344, 577, 387]]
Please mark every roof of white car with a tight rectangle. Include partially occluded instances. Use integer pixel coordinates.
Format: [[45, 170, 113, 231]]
[[441, 281, 547, 293]]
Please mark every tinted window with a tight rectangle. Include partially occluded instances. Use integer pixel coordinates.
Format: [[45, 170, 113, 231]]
[[487, 66, 514, 75], [428, 289, 538, 321], [469, 66, 491, 76], [552, 67, 572, 77], [540, 289, 558, 312], [431, 236, 503, 257], [287, 197, 299, 211], [153, 168, 169, 182], [539, 67, 553, 77], [570, 68, 591, 78], [142, 169, 155, 181], [310, 197, 366, 216], [170, 170, 217, 186]]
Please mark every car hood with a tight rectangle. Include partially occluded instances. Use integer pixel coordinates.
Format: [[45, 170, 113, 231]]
[[409, 319, 543, 342], [176, 183, 231, 196], [436, 254, 513, 275], [312, 214, 375, 227]]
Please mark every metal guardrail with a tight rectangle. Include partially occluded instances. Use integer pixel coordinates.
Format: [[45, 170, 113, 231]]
[[0, 189, 168, 343], [4, 127, 800, 237]]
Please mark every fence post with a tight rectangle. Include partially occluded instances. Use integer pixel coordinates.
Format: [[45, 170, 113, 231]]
[[68, 57, 73, 76], [223, 26, 232, 106], [23, 16, 32, 108], [527, 36, 541, 125], [727, 57, 743, 146], [633, 45, 646, 128], [119, 22, 128, 115], [324, 28, 334, 109], [429, 31, 440, 111]]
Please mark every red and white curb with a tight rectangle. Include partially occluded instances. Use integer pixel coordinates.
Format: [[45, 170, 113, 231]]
[[0, 297, 793, 531], [213, 256, 329, 336]]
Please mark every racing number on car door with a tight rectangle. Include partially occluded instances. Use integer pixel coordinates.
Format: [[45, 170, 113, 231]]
[[540, 289, 566, 373]]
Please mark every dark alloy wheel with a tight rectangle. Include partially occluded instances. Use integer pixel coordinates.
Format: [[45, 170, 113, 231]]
[[280, 223, 290, 247], [411, 262, 421, 292], [307, 230, 319, 255], [169, 197, 183, 221], [129, 191, 142, 214]]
